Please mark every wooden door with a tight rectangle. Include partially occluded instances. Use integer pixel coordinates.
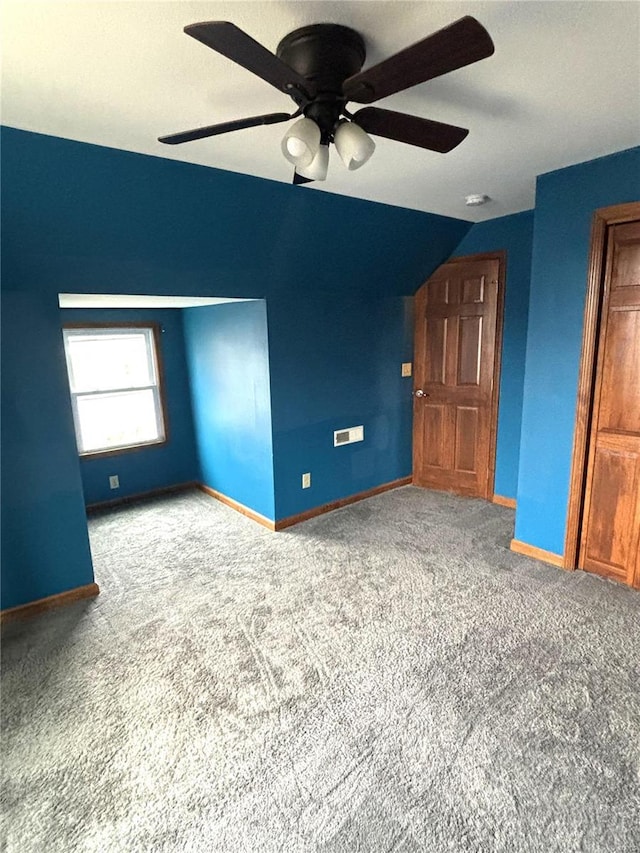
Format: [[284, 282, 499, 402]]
[[579, 220, 640, 587], [413, 255, 502, 498]]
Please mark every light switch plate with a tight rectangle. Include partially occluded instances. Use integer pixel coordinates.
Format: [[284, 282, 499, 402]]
[[402, 362, 412, 377]]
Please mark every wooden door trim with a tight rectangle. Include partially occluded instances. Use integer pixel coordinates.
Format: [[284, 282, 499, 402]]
[[414, 250, 506, 499], [446, 250, 506, 499], [563, 201, 640, 570]]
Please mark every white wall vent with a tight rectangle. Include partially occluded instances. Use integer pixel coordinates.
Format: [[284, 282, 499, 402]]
[[334, 425, 364, 447]]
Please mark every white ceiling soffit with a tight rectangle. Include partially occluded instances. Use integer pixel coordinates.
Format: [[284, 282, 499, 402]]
[[58, 294, 255, 309], [3, 2, 639, 222]]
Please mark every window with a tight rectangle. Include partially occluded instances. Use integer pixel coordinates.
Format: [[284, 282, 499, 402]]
[[63, 325, 166, 456]]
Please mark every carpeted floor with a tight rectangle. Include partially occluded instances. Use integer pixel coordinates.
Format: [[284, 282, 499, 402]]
[[2, 486, 639, 852]]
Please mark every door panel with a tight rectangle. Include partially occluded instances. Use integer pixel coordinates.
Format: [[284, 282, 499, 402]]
[[425, 318, 447, 384], [583, 440, 640, 581], [462, 276, 484, 304], [598, 310, 640, 432], [457, 316, 482, 385], [426, 278, 451, 306], [413, 256, 501, 498], [454, 407, 480, 473], [579, 220, 640, 587], [420, 404, 449, 469]]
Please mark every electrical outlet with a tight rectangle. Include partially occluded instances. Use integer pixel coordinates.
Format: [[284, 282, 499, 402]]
[[302, 472, 311, 489], [109, 475, 119, 490], [402, 362, 412, 377]]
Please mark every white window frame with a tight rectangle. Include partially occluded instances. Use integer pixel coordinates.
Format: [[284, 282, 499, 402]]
[[63, 325, 167, 457]]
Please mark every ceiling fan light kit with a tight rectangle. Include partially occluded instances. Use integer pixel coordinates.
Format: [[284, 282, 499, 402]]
[[334, 120, 376, 170], [159, 16, 495, 185], [282, 118, 374, 179], [297, 143, 330, 181], [281, 117, 321, 167]]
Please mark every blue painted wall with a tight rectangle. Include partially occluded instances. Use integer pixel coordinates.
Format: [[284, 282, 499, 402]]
[[59, 308, 198, 505], [183, 302, 275, 520], [3, 127, 469, 607], [1, 128, 470, 302], [515, 147, 640, 555], [452, 211, 534, 500], [1, 292, 95, 609], [268, 295, 414, 519]]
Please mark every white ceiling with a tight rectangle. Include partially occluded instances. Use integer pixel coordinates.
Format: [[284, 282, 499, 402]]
[[2, 1, 639, 222], [59, 294, 253, 308]]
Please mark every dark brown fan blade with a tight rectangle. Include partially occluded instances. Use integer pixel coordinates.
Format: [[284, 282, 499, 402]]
[[185, 22, 315, 101], [293, 171, 314, 185], [343, 16, 494, 104], [158, 112, 293, 145], [353, 107, 468, 153]]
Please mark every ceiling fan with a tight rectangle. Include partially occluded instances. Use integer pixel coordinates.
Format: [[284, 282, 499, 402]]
[[159, 17, 494, 184]]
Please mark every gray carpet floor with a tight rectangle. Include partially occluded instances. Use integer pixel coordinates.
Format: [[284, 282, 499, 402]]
[[2, 486, 639, 852]]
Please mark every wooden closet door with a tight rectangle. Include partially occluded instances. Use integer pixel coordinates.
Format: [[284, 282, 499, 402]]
[[579, 221, 640, 587], [413, 257, 500, 498]]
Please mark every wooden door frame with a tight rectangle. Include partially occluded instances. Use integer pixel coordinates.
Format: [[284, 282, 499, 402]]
[[563, 201, 640, 570], [413, 250, 506, 500]]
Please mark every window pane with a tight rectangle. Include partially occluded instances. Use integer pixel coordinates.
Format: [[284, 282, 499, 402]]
[[67, 333, 153, 392], [76, 389, 162, 453]]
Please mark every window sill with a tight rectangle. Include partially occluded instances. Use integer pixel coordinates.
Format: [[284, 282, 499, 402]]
[[79, 438, 167, 460]]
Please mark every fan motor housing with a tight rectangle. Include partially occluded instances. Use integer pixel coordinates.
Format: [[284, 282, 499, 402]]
[[277, 24, 366, 140], [277, 24, 366, 95]]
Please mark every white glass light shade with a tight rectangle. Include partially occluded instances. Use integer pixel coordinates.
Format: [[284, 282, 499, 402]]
[[281, 118, 321, 168], [297, 144, 329, 182], [334, 121, 375, 170]]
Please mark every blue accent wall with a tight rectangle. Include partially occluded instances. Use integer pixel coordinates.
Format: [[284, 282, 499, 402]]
[[452, 211, 534, 500], [59, 308, 198, 505], [1, 127, 470, 302], [1, 126, 470, 608], [183, 301, 275, 520], [268, 295, 414, 519], [1, 292, 95, 609], [515, 147, 640, 555]]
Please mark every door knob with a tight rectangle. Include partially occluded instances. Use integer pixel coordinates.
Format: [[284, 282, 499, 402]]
[[414, 389, 429, 398]]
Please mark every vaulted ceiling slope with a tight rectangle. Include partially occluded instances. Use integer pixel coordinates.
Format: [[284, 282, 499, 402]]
[[2, 1, 639, 221], [1, 125, 471, 300]]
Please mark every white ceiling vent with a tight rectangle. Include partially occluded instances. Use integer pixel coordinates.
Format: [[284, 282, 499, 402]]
[[334, 425, 364, 447]]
